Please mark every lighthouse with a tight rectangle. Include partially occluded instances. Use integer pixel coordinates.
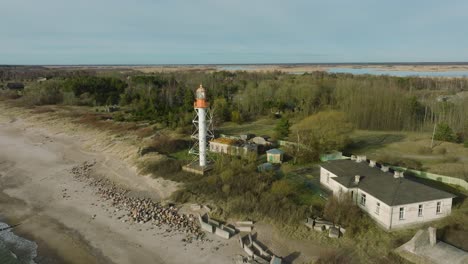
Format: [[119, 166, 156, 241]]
[[194, 84, 209, 167], [184, 84, 214, 174]]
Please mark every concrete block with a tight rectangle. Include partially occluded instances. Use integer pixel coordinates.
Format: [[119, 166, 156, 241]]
[[253, 241, 269, 257], [244, 245, 254, 257], [339, 227, 346, 235], [198, 214, 214, 233], [304, 218, 314, 228], [270, 256, 282, 264], [236, 221, 254, 226], [236, 225, 253, 232], [190, 204, 201, 211], [314, 219, 333, 226], [222, 224, 236, 235], [203, 205, 212, 212], [253, 254, 269, 264], [200, 222, 214, 233], [314, 225, 324, 232], [208, 218, 220, 227], [428, 227, 437, 246], [215, 227, 231, 239], [239, 235, 244, 248], [328, 227, 340, 238]]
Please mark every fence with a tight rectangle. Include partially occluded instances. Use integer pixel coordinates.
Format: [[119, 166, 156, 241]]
[[392, 166, 468, 190]]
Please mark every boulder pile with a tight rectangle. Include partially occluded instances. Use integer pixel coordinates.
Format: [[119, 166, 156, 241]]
[[69, 161, 205, 241]]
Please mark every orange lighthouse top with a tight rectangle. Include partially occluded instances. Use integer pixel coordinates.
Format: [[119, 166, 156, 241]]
[[194, 84, 209, 108]]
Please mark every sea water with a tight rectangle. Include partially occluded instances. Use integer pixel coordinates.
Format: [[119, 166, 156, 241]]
[[0, 221, 37, 264]]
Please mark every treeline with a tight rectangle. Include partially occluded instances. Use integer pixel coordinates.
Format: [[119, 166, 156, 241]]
[[12, 70, 468, 136]]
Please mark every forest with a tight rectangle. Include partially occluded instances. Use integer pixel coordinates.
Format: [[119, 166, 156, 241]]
[[5, 69, 467, 143]]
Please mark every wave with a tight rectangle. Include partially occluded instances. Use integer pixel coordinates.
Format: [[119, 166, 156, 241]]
[[0, 221, 37, 264]]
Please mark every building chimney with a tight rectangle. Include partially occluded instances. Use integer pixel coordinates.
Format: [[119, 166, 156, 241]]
[[381, 165, 389, 172], [369, 160, 376, 167], [354, 175, 361, 183]]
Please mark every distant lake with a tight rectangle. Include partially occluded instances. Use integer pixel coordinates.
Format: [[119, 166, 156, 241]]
[[217, 65, 468, 77], [327, 68, 468, 77]]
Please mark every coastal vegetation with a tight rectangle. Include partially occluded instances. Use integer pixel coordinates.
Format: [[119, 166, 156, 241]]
[[1, 66, 467, 263]]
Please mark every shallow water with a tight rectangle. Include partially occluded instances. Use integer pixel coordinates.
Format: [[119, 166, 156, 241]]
[[0, 221, 37, 264], [327, 67, 468, 77]]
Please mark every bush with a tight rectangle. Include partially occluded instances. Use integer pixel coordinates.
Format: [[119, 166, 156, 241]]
[[22, 80, 64, 105], [0, 89, 21, 100], [433, 147, 447, 155], [416, 146, 432, 155], [142, 135, 189, 155], [377, 155, 423, 170], [434, 123, 456, 142]]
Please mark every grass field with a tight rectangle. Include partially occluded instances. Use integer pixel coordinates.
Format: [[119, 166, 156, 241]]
[[217, 118, 277, 136], [348, 130, 468, 179]]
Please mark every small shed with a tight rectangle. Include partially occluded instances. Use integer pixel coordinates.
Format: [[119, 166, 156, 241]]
[[266, 148, 284, 164]]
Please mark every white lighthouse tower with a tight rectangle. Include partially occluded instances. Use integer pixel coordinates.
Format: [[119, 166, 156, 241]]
[[186, 84, 214, 172]]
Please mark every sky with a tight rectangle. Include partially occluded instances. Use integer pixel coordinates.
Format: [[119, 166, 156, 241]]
[[1, 0, 468, 65]]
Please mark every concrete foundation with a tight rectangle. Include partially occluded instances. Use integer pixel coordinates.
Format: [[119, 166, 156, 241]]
[[182, 161, 213, 175]]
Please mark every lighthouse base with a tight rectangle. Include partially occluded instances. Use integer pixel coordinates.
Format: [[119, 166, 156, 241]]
[[182, 161, 213, 175]]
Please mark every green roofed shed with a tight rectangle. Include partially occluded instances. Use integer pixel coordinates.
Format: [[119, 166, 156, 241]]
[[266, 148, 284, 164]]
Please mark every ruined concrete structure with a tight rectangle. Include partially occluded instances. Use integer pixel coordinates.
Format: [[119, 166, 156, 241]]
[[396, 227, 468, 264]]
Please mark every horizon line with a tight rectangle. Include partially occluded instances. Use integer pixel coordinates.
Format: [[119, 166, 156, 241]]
[[2, 61, 468, 67]]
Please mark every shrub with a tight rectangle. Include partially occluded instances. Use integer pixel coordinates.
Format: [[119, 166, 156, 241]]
[[142, 135, 189, 155], [416, 146, 432, 155], [434, 123, 456, 142], [0, 89, 21, 100], [377, 155, 423, 170], [22, 80, 64, 105], [433, 147, 447, 155]]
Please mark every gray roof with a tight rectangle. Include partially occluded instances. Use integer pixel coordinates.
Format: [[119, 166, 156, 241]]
[[266, 148, 284, 155], [321, 159, 455, 206]]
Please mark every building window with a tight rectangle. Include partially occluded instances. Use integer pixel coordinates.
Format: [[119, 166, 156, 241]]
[[436, 201, 441, 214], [418, 204, 423, 217], [326, 173, 330, 183], [399, 207, 405, 220], [360, 193, 366, 206], [375, 202, 380, 215]]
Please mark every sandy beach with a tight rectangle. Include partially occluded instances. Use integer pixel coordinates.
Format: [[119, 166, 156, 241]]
[[0, 114, 242, 264]]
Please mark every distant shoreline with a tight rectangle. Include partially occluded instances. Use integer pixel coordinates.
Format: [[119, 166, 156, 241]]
[[2, 62, 468, 67]]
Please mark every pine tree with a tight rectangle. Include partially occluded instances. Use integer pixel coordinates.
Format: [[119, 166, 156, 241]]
[[275, 117, 290, 139]]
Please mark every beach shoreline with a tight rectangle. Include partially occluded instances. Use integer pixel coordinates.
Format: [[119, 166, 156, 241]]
[[0, 107, 241, 264]]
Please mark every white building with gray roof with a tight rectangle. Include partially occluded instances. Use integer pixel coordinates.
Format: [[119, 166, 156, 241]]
[[320, 156, 456, 230]]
